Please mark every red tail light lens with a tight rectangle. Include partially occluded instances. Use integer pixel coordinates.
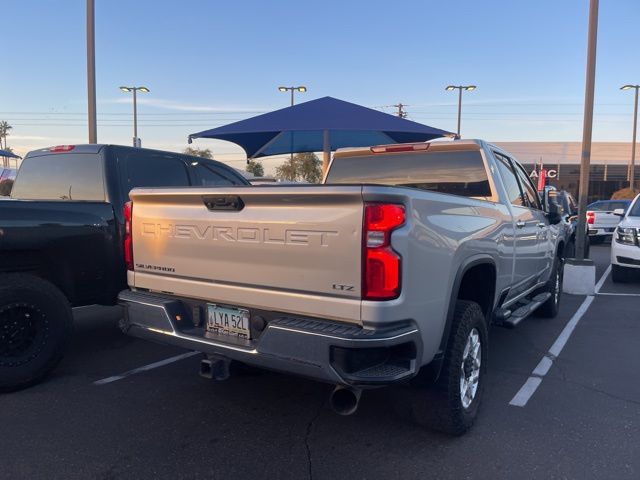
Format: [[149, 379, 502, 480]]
[[363, 203, 405, 300], [587, 211, 595, 225], [49, 145, 75, 152], [124, 201, 134, 271]]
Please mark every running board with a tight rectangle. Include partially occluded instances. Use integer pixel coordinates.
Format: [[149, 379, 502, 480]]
[[495, 293, 552, 328]]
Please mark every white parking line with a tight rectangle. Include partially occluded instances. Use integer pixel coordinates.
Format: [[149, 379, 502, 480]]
[[597, 292, 640, 297], [93, 351, 199, 385], [509, 266, 610, 407]]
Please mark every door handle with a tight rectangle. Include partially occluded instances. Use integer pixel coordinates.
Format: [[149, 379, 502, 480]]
[[537, 222, 547, 228], [516, 220, 525, 229]]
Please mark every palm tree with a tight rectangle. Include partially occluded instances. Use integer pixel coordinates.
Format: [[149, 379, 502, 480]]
[[0, 121, 13, 150], [0, 121, 13, 168]]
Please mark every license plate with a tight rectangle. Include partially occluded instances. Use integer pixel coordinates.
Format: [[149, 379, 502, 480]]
[[206, 304, 251, 339]]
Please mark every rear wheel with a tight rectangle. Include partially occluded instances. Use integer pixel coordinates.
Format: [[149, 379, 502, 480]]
[[409, 300, 487, 435], [0, 274, 73, 392], [611, 264, 631, 283], [538, 257, 563, 318]]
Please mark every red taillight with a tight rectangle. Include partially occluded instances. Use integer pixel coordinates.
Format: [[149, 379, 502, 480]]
[[370, 143, 430, 154], [587, 211, 595, 225], [363, 203, 405, 300], [49, 145, 75, 152], [124, 201, 134, 271]]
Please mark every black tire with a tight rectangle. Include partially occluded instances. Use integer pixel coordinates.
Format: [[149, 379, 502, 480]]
[[538, 256, 563, 318], [409, 300, 487, 435], [0, 274, 73, 392], [611, 264, 630, 283]]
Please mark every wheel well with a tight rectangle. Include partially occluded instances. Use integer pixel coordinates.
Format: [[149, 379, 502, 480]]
[[457, 263, 496, 319]]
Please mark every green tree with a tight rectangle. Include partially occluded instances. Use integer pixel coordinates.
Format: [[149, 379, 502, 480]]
[[275, 152, 322, 183], [183, 147, 213, 159], [0, 121, 13, 150], [0, 179, 13, 196], [245, 160, 264, 177]]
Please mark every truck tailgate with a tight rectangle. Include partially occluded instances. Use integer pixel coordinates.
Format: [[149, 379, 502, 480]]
[[129, 186, 364, 323]]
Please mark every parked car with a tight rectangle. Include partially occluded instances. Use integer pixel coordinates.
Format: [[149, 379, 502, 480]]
[[118, 140, 564, 435], [545, 188, 589, 258], [0, 144, 249, 392], [610, 194, 640, 282], [587, 199, 631, 243]]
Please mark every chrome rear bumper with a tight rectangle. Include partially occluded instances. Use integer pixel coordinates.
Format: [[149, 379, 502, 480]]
[[118, 290, 421, 386]]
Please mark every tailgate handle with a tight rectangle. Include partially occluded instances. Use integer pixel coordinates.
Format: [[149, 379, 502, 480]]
[[203, 195, 245, 211]]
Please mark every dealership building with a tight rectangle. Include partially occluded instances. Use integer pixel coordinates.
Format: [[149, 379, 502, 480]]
[[494, 142, 638, 203]]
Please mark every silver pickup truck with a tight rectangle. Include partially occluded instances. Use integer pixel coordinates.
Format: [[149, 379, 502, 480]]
[[118, 140, 564, 434]]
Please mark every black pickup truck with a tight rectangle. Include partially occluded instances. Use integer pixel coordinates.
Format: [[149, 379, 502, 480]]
[[0, 144, 249, 391]]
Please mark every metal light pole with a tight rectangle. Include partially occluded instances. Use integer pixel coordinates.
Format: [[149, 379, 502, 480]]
[[86, 0, 97, 143], [621, 84, 640, 191], [119, 86, 150, 147], [574, 0, 599, 262], [278, 86, 307, 159], [445, 85, 476, 138]]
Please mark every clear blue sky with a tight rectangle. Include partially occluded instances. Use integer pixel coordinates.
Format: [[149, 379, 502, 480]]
[[2, 0, 639, 172]]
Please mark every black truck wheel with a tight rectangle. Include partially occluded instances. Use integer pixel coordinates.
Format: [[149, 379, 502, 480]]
[[0, 274, 72, 392], [409, 300, 487, 435], [537, 257, 563, 318], [611, 265, 630, 283]]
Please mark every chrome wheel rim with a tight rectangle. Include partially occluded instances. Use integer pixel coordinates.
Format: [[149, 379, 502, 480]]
[[460, 328, 481, 409]]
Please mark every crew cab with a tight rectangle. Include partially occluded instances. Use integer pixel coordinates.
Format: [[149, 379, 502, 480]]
[[118, 140, 564, 435], [0, 144, 249, 391]]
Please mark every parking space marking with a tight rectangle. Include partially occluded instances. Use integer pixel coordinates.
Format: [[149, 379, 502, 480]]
[[597, 292, 640, 297], [509, 266, 609, 407], [93, 351, 199, 385]]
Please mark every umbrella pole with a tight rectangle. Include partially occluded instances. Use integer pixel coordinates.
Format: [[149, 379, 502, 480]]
[[322, 130, 331, 177]]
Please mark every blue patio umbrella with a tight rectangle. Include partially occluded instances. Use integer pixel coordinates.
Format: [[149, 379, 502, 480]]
[[188, 96, 453, 170], [0, 149, 20, 159]]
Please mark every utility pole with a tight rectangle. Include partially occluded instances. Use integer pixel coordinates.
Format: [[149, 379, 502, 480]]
[[392, 103, 408, 118], [620, 85, 639, 191], [574, 0, 599, 262], [86, 0, 97, 143]]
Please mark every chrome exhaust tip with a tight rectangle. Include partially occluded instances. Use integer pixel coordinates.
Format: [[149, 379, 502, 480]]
[[329, 385, 362, 416]]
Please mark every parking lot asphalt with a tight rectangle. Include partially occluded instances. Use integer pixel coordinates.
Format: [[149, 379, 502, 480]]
[[1, 244, 639, 480]]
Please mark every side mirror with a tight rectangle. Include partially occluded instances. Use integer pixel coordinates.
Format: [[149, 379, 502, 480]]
[[613, 208, 625, 217], [546, 201, 562, 225]]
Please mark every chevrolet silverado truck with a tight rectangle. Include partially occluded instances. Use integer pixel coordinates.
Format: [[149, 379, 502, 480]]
[[0, 144, 249, 392], [118, 140, 564, 434]]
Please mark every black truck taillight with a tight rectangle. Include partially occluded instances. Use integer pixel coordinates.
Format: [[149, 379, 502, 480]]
[[363, 203, 405, 300], [124, 201, 134, 271]]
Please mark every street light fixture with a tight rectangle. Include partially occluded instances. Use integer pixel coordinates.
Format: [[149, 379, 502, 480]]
[[278, 86, 307, 106], [278, 86, 307, 161], [621, 84, 640, 191], [445, 85, 476, 137], [119, 85, 150, 147]]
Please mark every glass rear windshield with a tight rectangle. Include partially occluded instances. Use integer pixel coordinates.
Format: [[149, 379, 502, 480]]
[[326, 149, 492, 198], [11, 153, 105, 201]]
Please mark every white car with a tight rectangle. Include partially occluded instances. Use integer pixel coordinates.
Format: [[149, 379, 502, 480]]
[[587, 199, 631, 243], [611, 194, 640, 282]]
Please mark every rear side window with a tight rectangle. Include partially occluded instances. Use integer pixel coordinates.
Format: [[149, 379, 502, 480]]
[[589, 201, 628, 212], [493, 152, 525, 207], [512, 162, 541, 209], [326, 150, 492, 198], [11, 153, 105, 201], [117, 149, 191, 199], [192, 164, 237, 186]]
